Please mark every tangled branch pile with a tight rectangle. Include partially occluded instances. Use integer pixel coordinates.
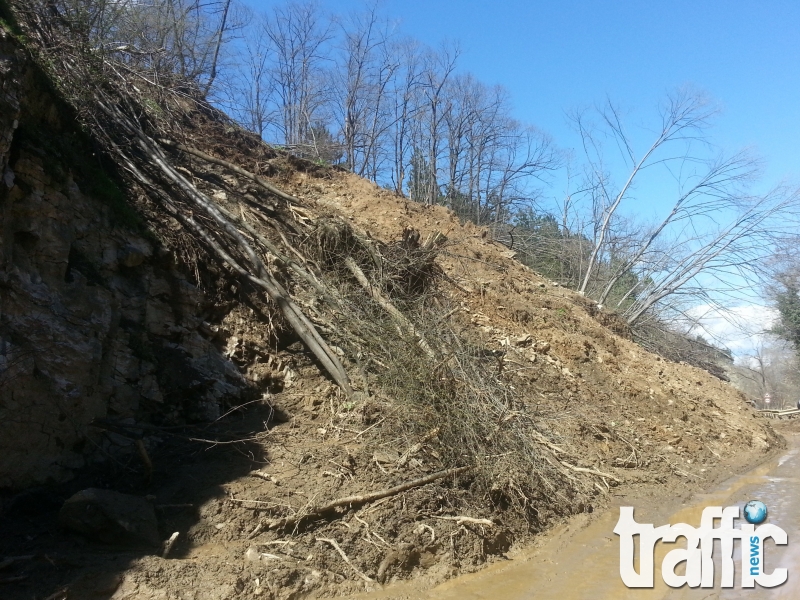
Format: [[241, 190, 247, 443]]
[[4, 0, 600, 526]]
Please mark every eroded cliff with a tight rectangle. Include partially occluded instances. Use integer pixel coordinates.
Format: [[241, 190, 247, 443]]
[[0, 28, 247, 490]]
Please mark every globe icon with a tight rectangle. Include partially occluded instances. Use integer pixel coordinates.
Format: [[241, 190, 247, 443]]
[[744, 500, 768, 524]]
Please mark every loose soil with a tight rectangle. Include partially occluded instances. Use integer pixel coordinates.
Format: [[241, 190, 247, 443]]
[[0, 166, 784, 600], [352, 418, 800, 600]]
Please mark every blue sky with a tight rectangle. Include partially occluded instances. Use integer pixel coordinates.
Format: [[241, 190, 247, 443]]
[[241, 0, 799, 353], [244, 0, 800, 186]]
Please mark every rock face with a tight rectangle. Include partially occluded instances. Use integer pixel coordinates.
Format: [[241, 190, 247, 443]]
[[59, 488, 160, 546], [0, 29, 247, 491]]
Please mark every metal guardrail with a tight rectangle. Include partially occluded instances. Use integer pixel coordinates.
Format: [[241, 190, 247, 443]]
[[758, 408, 800, 419]]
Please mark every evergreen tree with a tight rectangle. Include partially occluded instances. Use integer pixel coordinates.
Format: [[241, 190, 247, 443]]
[[773, 274, 800, 350]]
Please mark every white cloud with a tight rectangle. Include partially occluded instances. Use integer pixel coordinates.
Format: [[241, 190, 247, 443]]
[[685, 303, 778, 356]]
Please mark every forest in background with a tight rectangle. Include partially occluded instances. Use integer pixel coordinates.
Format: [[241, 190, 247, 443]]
[[7, 0, 800, 400]]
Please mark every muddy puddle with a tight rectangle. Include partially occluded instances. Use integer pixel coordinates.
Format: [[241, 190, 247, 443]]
[[352, 434, 800, 599]]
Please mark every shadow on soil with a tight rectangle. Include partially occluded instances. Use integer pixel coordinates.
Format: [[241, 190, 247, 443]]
[[0, 404, 277, 599]]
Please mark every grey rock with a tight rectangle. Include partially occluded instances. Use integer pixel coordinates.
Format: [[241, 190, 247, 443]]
[[118, 243, 150, 267], [59, 488, 160, 546], [0, 31, 247, 491]]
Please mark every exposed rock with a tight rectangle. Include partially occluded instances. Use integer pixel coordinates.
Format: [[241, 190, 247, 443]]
[[0, 30, 250, 491], [118, 242, 151, 268], [59, 488, 160, 546]]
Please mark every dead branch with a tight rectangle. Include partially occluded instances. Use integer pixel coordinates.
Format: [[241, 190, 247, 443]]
[[95, 101, 354, 395], [531, 430, 567, 454], [559, 460, 621, 483], [344, 256, 436, 358], [316, 537, 374, 583], [162, 531, 180, 558], [431, 515, 494, 527], [264, 466, 471, 530], [164, 140, 302, 206]]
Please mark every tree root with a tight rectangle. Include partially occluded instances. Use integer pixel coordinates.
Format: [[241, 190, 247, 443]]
[[95, 99, 354, 395], [263, 466, 471, 530]]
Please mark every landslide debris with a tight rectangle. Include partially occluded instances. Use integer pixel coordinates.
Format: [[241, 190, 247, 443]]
[[0, 4, 782, 599]]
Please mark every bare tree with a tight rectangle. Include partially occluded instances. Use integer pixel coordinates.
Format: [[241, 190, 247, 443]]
[[260, 0, 333, 149], [574, 89, 717, 295], [217, 7, 275, 137], [568, 88, 800, 328], [417, 43, 460, 204], [331, 4, 397, 176], [388, 38, 425, 195]]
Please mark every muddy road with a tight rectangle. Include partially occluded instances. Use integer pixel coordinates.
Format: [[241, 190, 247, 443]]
[[354, 425, 800, 600]]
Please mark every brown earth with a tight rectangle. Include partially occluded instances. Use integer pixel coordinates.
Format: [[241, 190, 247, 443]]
[[0, 10, 787, 600], [0, 155, 784, 600]]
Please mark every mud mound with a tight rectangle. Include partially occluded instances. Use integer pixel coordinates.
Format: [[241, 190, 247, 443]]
[[7, 163, 781, 600]]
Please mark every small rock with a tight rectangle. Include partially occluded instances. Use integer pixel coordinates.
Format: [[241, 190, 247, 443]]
[[118, 243, 151, 267], [513, 334, 533, 347], [59, 488, 159, 546]]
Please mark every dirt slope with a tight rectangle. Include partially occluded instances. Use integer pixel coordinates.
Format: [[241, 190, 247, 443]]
[[3, 153, 782, 600], [0, 43, 782, 595], [303, 168, 779, 466]]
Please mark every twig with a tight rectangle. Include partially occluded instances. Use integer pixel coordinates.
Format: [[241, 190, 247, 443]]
[[264, 466, 471, 530], [531, 431, 567, 454], [431, 515, 494, 527], [316, 537, 374, 583], [559, 461, 621, 483], [258, 540, 296, 546], [249, 470, 277, 482]]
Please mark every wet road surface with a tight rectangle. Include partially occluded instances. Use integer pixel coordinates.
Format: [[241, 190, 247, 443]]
[[416, 436, 800, 599]]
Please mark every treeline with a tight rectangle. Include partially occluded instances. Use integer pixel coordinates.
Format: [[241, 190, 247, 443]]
[[215, 1, 559, 228], [24, 0, 800, 359]]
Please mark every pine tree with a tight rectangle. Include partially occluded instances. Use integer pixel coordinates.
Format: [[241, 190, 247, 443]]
[[773, 275, 800, 350]]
